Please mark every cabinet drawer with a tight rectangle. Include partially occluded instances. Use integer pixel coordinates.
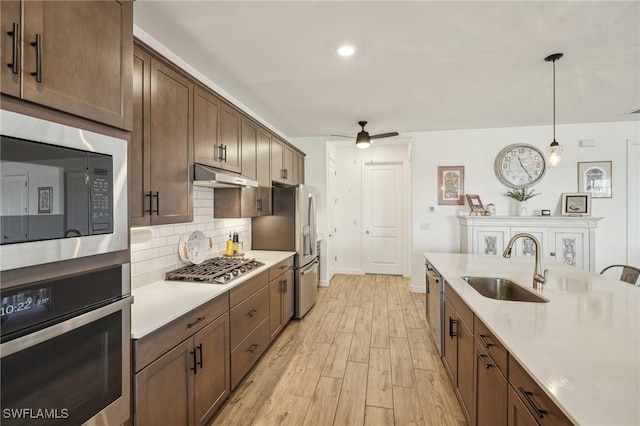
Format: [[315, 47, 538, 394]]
[[445, 283, 474, 331], [230, 270, 269, 307], [230, 284, 269, 348], [508, 357, 573, 426], [269, 257, 294, 281], [475, 316, 508, 378], [133, 293, 229, 372], [231, 317, 269, 389]]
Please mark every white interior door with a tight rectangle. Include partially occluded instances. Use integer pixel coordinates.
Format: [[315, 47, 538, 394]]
[[1, 174, 29, 242], [628, 139, 640, 266], [362, 162, 404, 275], [326, 155, 337, 282]]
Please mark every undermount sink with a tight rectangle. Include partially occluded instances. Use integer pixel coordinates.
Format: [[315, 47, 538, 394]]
[[461, 276, 548, 303]]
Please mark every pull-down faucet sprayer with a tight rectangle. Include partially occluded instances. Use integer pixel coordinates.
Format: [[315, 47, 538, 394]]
[[503, 233, 548, 289]]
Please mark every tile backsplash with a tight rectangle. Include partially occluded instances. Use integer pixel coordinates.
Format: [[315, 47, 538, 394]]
[[130, 187, 251, 284]]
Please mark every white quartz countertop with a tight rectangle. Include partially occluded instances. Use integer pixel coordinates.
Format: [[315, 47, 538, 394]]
[[423, 252, 640, 426], [131, 250, 295, 339]]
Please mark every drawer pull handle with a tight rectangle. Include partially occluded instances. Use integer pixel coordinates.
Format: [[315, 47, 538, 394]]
[[478, 353, 494, 369], [279, 265, 287, 270], [248, 309, 258, 318], [248, 343, 260, 354], [478, 334, 493, 349], [448, 317, 457, 338], [187, 316, 205, 328], [518, 387, 548, 419]]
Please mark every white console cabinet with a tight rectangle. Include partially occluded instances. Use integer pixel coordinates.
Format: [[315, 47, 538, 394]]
[[459, 216, 602, 271]]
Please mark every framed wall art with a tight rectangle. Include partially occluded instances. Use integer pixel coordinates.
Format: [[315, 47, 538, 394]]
[[38, 187, 52, 214], [437, 166, 465, 205], [561, 192, 591, 216], [578, 161, 612, 198], [465, 194, 486, 215]]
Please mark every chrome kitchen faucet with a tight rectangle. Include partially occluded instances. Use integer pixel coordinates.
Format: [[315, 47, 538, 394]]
[[502, 233, 548, 289]]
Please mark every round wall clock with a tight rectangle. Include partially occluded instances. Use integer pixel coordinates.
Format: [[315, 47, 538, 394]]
[[494, 143, 547, 188]]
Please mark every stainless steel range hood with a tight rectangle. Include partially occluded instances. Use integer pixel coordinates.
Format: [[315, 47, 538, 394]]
[[193, 164, 258, 188]]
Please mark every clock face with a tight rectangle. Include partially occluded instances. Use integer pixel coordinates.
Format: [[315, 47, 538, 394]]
[[494, 144, 547, 188]]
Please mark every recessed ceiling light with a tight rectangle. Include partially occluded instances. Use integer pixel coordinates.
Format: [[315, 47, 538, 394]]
[[337, 45, 355, 57]]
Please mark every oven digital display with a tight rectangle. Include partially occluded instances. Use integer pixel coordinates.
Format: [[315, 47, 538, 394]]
[[1, 287, 52, 323]]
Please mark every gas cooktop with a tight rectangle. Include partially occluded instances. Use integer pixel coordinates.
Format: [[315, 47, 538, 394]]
[[165, 257, 265, 284]]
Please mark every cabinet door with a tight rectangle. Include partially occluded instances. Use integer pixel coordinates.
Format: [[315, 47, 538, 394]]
[[193, 87, 220, 167], [297, 153, 305, 184], [257, 128, 272, 215], [149, 59, 193, 225], [241, 117, 258, 180], [442, 297, 457, 384], [457, 320, 474, 423], [269, 277, 284, 340], [473, 227, 510, 256], [507, 386, 539, 426], [282, 269, 295, 324], [194, 313, 230, 426], [219, 102, 242, 173], [135, 339, 195, 426], [22, 0, 133, 130], [283, 145, 294, 182], [549, 229, 588, 270], [475, 342, 508, 426], [130, 46, 152, 227], [271, 136, 284, 183], [0, 0, 20, 97]]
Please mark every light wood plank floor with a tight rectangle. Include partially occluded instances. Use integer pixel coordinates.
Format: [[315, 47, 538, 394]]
[[211, 274, 466, 426]]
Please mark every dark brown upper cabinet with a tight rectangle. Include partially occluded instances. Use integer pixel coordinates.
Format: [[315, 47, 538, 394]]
[[130, 44, 193, 227], [1, 0, 133, 130], [193, 87, 241, 174]]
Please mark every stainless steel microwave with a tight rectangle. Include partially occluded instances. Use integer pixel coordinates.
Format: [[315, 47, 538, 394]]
[[0, 110, 128, 271]]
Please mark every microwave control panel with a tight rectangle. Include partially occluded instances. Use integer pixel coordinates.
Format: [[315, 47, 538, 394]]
[[90, 168, 113, 233]]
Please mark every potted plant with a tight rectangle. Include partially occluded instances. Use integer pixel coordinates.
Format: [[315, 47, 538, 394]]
[[504, 186, 540, 216]]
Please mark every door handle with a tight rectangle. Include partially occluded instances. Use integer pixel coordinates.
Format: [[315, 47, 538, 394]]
[[30, 34, 42, 83], [7, 23, 19, 74], [366, 230, 370, 234], [152, 192, 159, 215]]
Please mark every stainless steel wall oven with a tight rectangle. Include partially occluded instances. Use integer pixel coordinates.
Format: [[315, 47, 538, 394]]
[[1, 264, 132, 425]]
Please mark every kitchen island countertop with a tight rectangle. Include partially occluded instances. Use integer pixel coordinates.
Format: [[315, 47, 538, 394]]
[[131, 250, 295, 339], [424, 252, 640, 426]]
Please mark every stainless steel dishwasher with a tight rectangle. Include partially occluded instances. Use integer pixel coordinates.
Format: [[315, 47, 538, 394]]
[[425, 261, 445, 356]]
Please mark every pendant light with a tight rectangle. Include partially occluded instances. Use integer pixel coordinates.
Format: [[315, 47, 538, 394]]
[[545, 53, 563, 168]]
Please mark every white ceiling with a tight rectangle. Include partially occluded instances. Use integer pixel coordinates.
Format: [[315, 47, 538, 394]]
[[134, 1, 640, 139]]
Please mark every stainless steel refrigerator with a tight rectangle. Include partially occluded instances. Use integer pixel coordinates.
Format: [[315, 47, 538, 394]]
[[251, 185, 318, 319]]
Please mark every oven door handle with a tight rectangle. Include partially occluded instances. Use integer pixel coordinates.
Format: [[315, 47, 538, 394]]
[[1, 296, 134, 358]]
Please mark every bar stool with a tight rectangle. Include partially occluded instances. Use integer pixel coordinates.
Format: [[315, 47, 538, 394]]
[[600, 264, 640, 286]]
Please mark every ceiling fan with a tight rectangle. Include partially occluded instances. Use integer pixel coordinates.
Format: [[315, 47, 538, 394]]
[[333, 121, 399, 149]]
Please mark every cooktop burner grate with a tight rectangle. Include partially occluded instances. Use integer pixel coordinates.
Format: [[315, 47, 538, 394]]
[[165, 257, 265, 284]]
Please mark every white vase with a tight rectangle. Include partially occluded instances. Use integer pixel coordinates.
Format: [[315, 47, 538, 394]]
[[518, 201, 528, 216]]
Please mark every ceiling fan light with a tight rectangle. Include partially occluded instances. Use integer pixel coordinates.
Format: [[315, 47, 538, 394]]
[[355, 137, 371, 149]]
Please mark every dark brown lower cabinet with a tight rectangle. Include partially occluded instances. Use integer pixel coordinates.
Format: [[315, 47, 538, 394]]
[[508, 385, 540, 426], [442, 292, 474, 423], [134, 312, 230, 426], [475, 340, 507, 426]]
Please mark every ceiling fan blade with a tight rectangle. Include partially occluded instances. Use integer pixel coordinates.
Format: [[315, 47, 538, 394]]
[[370, 132, 399, 139], [330, 134, 354, 139]]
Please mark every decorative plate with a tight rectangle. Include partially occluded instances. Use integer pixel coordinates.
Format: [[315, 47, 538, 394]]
[[178, 230, 211, 265]]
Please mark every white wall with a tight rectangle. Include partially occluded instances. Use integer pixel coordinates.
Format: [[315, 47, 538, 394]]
[[411, 121, 639, 290]]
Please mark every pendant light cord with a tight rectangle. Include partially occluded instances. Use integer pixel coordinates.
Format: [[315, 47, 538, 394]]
[[553, 58, 556, 141]]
